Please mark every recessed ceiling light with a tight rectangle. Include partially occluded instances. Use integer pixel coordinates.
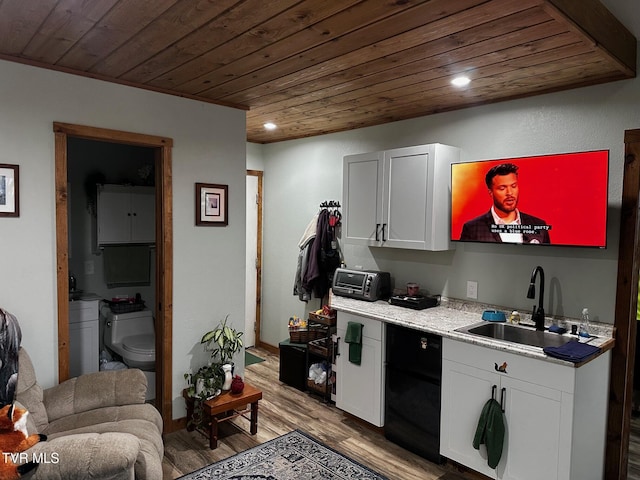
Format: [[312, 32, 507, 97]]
[[263, 122, 277, 130], [451, 76, 471, 87]]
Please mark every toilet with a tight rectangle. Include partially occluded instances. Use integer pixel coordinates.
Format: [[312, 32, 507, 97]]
[[103, 307, 156, 401]]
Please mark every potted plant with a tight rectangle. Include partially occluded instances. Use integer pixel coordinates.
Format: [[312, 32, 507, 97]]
[[184, 363, 224, 401], [200, 314, 244, 367], [184, 315, 244, 429]]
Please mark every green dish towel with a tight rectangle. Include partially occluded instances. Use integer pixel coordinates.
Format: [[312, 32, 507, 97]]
[[473, 398, 505, 469], [344, 322, 363, 365]]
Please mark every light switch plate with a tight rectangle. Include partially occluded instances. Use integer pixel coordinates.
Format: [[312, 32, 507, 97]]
[[466, 280, 478, 299], [84, 260, 95, 275]]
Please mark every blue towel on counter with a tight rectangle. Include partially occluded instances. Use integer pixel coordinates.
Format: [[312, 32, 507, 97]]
[[543, 340, 600, 363]]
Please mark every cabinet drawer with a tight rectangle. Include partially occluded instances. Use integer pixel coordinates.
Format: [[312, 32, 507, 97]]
[[443, 338, 574, 393], [337, 312, 382, 341], [69, 300, 100, 324]]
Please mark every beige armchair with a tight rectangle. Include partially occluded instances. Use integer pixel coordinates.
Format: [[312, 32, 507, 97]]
[[15, 348, 163, 480]]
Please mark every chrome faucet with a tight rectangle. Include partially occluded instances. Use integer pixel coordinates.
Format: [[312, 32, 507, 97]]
[[527, 266, 545, 331]]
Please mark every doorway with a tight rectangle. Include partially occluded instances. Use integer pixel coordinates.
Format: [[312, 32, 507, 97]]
[[607, 128, 640, 479], [54, 122, 174, 432], [245, 170, 263, 348]]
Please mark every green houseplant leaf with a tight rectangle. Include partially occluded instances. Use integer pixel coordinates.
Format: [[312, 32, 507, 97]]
[[200, 314, 244, 365]]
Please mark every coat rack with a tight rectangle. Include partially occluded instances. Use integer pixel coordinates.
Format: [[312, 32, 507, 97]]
[[319, 200, 341, 209], [319, 200, 341, 227]]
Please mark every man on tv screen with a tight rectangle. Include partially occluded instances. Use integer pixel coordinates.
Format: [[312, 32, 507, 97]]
[[460, 163, 551, 244]]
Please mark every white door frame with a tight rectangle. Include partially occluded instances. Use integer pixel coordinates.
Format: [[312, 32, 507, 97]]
[[245, 170, 263, 347]]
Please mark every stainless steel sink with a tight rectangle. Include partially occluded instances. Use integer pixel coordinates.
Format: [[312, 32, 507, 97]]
[[456, 322, 577, 349]]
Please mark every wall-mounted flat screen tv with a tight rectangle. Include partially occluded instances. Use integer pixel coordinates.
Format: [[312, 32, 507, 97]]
[[451, 150, 609, 248]]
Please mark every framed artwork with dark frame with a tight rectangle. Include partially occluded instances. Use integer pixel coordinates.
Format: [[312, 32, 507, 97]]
[[196, 183, 228, 226], [0, 164, 19, 217]]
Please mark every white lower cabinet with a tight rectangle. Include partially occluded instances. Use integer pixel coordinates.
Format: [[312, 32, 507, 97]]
[[335, 312, 385, 427], [69, 298, 100, 377], [441, 338, 610, 480]]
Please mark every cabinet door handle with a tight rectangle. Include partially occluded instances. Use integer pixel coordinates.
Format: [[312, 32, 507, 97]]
[[500, 387, 506, 412], [335, 337, 340, 356], [375, 224, 380, 241], [492, 384, 497, 400], [381, 223, 387, 242]]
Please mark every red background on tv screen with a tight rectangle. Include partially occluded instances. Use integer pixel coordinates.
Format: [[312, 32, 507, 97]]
[[451, 151, 608, 247]]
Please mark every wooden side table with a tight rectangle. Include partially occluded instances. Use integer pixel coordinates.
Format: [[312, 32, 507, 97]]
[[183, 383, 263, 449]]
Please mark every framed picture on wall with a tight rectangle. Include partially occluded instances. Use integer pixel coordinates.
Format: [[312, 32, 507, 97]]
[[196, 183, 228, 226], [0, 164, 19, 217]]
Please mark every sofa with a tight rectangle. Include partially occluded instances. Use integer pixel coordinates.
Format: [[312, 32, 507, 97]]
[[15, 347, 163, 479]]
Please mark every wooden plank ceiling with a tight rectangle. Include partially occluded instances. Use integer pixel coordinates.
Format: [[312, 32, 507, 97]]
[[0, 0, 635, 143]]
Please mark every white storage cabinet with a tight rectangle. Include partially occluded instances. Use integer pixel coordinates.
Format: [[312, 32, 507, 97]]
[[69, 298, 100, 377], [335, 312, 385, 427], [342, 143, 459, 250], [97, 184, 155, 245], [440, 338, 610, 480]]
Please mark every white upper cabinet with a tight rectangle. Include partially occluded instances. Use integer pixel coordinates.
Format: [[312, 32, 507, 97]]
[[342, 150, 384, 246], [97, 184, 155, 245], [343, 144, 459, 250]]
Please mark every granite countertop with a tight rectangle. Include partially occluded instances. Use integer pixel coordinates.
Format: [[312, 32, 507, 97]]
[[329, 293, 615, 367]]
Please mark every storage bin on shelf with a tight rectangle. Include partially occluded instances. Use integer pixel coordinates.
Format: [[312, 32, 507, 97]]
[[289, 325, 327, 343], [308, 311, 337, 326], [307, 377, 329, 395], [106, 299, 145, 314], [307, 360, 332, 396], [308, 337, 333, 358]]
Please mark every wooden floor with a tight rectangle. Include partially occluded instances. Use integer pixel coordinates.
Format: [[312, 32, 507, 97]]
[[164, 347, 640, 479], [162, 346, 480, 480]]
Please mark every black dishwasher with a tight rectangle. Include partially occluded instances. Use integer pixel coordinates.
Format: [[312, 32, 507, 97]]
[[385, 323, 443, 464]]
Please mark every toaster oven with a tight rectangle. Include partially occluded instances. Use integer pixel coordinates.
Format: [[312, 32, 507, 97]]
[[332, 268, 391, 301]]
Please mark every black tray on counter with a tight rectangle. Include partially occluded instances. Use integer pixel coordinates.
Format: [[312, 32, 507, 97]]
[[388, 294, 441, 310]]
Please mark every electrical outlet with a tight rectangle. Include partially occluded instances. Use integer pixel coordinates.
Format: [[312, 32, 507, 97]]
[[466, 280, 478, 299], [84, 260, 95, 275]]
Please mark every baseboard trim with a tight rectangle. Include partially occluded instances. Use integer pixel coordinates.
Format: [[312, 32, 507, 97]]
[[165, 417, 187, 434]]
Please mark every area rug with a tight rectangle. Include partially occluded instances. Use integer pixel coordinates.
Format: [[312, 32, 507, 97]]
[[245, 350, 265, 366], [178, 429, 389, 479]]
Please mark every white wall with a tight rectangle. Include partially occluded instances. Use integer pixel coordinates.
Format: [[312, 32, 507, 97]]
[[257, 70, 640, 346], [0, 60, 247, 420], [246, 142, 265, 171]]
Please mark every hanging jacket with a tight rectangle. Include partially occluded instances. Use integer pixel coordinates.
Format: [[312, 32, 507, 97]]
[[303, 210, 341, 299], [472, 398, 505, 469], [293, 214, 318, 302], [303, 210, 326, 296], [293, 236, 314, 301]]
